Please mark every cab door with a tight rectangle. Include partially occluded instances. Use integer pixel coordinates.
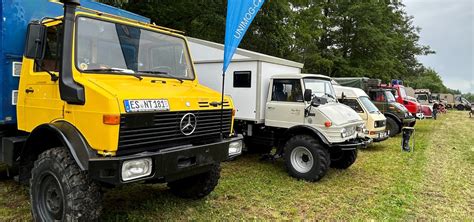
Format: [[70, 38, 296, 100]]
[[22, 25, 64, 130], [265, 79, 305, 128]]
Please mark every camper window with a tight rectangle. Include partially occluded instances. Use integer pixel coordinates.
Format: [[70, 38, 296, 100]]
[[233, 71, 251, 88]]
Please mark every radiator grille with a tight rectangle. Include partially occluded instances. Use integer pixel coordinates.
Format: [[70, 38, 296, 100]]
[[118, 109, 232, 154]]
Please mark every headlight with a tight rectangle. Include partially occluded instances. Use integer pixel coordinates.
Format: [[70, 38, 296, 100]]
[[121, 158, 152, 181], [229, 140, 243, 156], [340, 128, 347, 138], [356, 124, 365, 132]]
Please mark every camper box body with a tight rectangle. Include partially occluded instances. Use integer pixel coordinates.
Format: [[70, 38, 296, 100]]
[[188, 38, 304, 123], [0, 0, 149, 126]]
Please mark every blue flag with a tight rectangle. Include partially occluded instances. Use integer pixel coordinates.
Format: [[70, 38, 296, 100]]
[[223, 0, 265, 72]]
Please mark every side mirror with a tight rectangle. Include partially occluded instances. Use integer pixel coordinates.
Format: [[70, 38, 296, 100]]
[[24, 23, 47, 60], [304, 89, 312, 102]]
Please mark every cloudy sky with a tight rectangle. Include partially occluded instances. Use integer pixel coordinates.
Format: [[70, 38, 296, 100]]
[[404, 0, 473, 93]]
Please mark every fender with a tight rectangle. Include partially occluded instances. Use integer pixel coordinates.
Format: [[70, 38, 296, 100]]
[[21, 121, 96, 170], [384, 112, 402, 125], [282, 125, 330, 146]]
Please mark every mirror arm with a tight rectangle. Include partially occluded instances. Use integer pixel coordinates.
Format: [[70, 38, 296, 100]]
[[34, 60, 59, 82]]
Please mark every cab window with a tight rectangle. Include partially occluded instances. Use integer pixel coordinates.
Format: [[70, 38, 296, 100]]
[[271, 79, 303, 102], [340, 99, 364, 113], [369, 91, 385, 102], [35, 25, 62, 72]]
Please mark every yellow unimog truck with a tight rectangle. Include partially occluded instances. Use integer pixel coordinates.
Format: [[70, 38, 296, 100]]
[[0, 0, 242, 220]]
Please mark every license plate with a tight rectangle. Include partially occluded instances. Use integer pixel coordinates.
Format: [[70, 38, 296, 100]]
[[124, 99, 170, 112]]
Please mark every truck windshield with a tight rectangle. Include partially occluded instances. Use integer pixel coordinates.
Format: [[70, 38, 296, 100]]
[[360, 96, 379, 113], [303, 78, 337, 102], [416, 94, 428, 101], [76, 17, 194, 80], [399, 87, 407, 99], [384, 91, 396, 102]]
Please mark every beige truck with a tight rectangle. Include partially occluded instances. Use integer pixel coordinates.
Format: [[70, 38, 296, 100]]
[[334, 86, 388, 142]]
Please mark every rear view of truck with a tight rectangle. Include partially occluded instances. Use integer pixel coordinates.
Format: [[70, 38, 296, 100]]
[[0, 0, 242, 220]]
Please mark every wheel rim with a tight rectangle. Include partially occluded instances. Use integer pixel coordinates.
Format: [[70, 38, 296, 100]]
[[290, 146, 314, 173], [36, 172, 64, 221]]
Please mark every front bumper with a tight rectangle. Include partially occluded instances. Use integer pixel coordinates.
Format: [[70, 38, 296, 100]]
[[372, 130, 389, 142], [402, 116, 416, 127], [329, 136, 373, 150], [88, 135, 243, 185]]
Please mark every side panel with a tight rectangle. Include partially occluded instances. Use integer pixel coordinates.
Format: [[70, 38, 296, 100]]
[[194, 61, 258, 121], [258, 62, 301, 121]]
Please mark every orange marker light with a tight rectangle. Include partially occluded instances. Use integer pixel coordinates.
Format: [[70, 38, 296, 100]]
[[324, 121, 332, 127], [103, 114, 120, 125], [232, 109, 236, 116]]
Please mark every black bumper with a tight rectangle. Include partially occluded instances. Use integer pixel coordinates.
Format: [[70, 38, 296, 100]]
[[88, 135, 242, 185], [329, 137, 373, 150], [403, 117, 416, 127]]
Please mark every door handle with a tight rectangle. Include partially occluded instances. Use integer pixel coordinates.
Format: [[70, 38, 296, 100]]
[[25, 88, 34, 94], [267, 106, 275, 110]]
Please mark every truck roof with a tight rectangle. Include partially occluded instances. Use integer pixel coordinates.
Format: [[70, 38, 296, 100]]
[[271, 73, 331, 80], [333, 85, 369, 98]]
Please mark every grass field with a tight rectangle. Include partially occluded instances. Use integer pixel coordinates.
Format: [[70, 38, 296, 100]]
[[1, 111, 473, 221]]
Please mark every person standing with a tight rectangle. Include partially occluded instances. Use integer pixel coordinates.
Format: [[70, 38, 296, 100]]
[[432, 102, 439, 120]]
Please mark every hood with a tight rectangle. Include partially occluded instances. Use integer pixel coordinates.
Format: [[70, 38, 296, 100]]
[[318, 103, 363, 125], [85, 75, 229, 113]]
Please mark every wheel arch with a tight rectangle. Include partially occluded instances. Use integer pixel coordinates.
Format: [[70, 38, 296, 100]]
[[277, 125, 329, 154], [384, 113, 402, 126], [19, 121, 96, 183]]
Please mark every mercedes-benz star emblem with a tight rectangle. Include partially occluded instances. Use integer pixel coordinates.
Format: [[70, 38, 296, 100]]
[[180, 113, 197, 135]]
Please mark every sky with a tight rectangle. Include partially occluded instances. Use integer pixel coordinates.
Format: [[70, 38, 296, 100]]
[[404, 0, 473, 93]]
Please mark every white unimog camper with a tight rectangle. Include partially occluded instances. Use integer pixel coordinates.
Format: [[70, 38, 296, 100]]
[[190, 38, 370, 181]]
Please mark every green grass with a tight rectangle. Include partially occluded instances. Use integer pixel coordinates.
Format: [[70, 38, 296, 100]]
[[1, 111, 473, 220]]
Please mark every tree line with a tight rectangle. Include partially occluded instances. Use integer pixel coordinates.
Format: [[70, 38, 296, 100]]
[[99, 0, 466, 96]]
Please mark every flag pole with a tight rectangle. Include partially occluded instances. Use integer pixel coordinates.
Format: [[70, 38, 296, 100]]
[[220, 70, 225, 139]]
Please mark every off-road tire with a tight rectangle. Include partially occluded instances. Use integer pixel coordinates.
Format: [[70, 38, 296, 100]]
[[284, 135, 330, 182], [456, 104, 465, 111], [329, 149, 358, 169], [386, 117, 400, 137], [168, 164, 221, 199], [30, 147, 102, 221]]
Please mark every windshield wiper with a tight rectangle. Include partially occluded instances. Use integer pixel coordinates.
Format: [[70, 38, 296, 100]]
[[139, 71, 184, 83], [324, 93, 336, 100], [85, 68, 143, 80]]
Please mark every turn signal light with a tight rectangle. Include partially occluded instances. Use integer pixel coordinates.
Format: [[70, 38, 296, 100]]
[[324, 121, 332, 127], [103, 114, 120, 125], [232, 109, 236, 116]]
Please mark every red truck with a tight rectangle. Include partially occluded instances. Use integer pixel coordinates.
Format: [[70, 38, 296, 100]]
[[382, 81, 424, 119]]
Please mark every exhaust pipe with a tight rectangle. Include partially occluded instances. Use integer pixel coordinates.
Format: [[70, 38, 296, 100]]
[[59, 0, 85, 105]]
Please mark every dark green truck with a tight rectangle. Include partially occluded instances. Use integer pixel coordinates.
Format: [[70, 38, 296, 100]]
[[333, 77, 416, 137]]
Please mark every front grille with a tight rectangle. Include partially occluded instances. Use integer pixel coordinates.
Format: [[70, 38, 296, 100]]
[[198, 101, 230, 108], [375, 120, 386, 128], [118, 109, 232, 154]]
